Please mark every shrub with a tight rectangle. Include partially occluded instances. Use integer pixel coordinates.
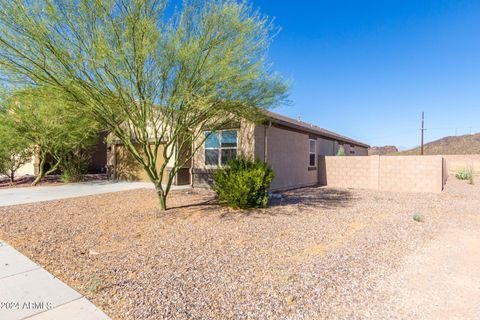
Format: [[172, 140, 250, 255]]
[[59, 149, 90, 183], [213, 157, 274, 209], [456, 167, 473, 181], [86, 273, 101, 293], [336, 145, 346, 156], [413, 213, 424, 223]]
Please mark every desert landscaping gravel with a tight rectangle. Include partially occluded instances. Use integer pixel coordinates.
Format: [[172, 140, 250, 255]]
[[0, 177, 478, 319]]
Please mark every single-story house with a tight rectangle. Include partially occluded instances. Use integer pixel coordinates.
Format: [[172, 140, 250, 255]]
[[109, 111, 369, 191], [15, 132, 109, 177]]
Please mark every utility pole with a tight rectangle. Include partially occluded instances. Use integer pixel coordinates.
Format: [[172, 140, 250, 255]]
[[420, 112, 425, 155]]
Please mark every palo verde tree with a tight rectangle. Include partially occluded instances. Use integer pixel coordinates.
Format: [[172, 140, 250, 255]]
[[0, 111, 33, 183], [0, 0, 288, 210], [3, 89, 99, 185]]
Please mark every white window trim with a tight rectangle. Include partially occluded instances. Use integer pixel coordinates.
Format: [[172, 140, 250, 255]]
[[309, 139, 317, 167], [204, 129, 238, 167]]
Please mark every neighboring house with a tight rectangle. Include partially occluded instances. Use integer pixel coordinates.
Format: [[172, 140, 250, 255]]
[[109, 111, 369, 191], [16, 154, 37, 176], [16, 132, 109, 177]]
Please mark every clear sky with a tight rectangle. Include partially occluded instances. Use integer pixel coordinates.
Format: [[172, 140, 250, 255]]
[[251, 0, 480, 148]]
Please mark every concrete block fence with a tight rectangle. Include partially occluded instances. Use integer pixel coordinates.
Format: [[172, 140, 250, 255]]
[[318, 155, 446, 193]]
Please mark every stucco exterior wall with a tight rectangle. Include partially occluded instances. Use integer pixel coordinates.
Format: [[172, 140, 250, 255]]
[[191, 120, 368, 190], [355, 146, 369, 156], [192, 120, 255, 186], [319, 155, 445, 193], [16, 155, 36, 176], [254, 125, 317, 191], [113, 143, 169, 183], [317, 137, 336, 156]]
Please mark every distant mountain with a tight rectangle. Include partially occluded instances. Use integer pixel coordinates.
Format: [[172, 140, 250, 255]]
[[398, 133, 480, 155], [369, 145, 398, 155]]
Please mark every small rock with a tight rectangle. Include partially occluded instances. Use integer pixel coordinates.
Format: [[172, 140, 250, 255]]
[[285, 295, 296, 306], [89, 249, 100, 256]]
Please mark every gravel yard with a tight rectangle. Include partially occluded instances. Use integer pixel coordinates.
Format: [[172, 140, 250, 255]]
[[0, 174, 107, 188], [0, 177, 478, 319]]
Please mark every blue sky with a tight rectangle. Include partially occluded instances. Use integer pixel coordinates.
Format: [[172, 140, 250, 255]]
[[251, 0, 480, 148]]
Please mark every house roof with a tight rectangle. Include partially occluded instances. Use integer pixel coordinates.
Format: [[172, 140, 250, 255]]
[[264, 110, 369, 148]]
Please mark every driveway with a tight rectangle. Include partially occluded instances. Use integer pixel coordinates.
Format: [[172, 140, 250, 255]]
[[0, 181, 189, 207]]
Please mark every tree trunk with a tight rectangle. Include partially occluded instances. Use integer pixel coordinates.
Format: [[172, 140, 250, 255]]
[[32, 156, 60, 186], [9, 172, 15, 183], [32, 156, 46, 186], [156, 186, 167, 211]]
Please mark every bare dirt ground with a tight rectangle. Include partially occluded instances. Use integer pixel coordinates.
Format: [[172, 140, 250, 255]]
[[0, 176, 478, 319], [374, 178, 480, 319]]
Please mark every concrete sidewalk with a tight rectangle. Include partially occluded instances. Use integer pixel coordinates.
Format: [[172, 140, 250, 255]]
[[0, 240, 110, 319], [0, 181, 189, 207]]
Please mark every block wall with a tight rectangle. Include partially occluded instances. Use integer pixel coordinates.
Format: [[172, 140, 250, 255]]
[[442, 154, 480, 174], [320, 155, 445, 193]]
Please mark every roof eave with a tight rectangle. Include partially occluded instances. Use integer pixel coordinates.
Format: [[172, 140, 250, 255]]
[[265, 114, 369, 148]]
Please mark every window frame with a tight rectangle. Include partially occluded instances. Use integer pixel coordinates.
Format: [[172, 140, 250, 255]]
[[308, 139, 317, 168], [204, 129, 239, 167], [350, 144, 355, 154]]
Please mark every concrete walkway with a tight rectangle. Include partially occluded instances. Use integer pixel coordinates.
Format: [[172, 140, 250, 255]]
[[0, 181, 189, 207], [0, 240, 110, 319]]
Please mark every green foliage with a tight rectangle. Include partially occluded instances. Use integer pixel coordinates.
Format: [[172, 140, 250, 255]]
[[413, 213, 424, 223], [86, 273, 102, 294], [456, 167, 473, 181], [214, 157, 274, 209], [60, 149, 91, 183], [0, 114, 33, 182], [2, 88, 99, 185], [336, 145, 346, 156], [0, 0, 288, 209]]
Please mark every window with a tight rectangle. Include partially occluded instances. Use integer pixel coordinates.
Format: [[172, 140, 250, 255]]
[[205, 130, 238, 166], [309, 139, 316, 167], [350, 144, 355, 154]]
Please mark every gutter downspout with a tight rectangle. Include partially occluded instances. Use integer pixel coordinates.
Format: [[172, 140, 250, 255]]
[[264, 121, 271, 162]]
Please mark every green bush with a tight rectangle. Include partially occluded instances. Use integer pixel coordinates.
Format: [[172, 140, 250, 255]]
[[413, 213, 424, 223], [336, 145, 346, 156], [59, 149, 90, 183], [456, 167, 473, 181], [213, 157, 274, 209]]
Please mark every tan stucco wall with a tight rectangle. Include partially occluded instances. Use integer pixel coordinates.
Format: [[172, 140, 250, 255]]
[[192, 121, 255, 186], [354, 146, 368, 156], [318, 137, 336, 156], [320, 155, 445, 193], [192, 120, 255, 171], [113, 143, 168, 183], [16, 155, 36, 176], [254, 125, 317, 190], [192, 120, 368, 190]]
